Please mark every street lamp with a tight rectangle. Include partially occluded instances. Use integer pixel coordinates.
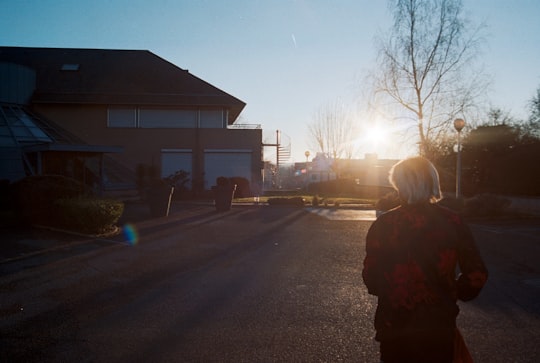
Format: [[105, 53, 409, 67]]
[[454, 118, 466, 198], [305, 150, 310, 163]]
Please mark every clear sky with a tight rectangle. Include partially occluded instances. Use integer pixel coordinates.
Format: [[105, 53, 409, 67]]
[[1, 0, 539, 162]]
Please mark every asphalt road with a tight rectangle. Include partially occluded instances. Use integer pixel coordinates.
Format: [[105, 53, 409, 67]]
[[1, 206, 539, 362]]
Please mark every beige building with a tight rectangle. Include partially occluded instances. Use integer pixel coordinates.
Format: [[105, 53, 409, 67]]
[[0, 47, 262, 194]]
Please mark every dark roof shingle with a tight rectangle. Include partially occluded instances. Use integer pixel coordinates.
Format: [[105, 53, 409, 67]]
[[0, 46, 245, 122]]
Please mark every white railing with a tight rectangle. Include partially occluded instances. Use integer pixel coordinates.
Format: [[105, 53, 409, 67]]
[[228, 124, 262, 129]]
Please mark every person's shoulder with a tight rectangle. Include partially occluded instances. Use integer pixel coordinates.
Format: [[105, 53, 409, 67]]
[[373, 205, 404, 226], [433, 203, 464, 224], [377, 205, 402, 218]]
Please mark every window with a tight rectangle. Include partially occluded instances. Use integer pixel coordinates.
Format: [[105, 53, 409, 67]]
[[106, 107, 227, 128], [139, 109, 197, 128], [200, 110, 224, 128], [108, 107, 137, 127], [0, 105, 52, 145], [161, 149, 192, 182]]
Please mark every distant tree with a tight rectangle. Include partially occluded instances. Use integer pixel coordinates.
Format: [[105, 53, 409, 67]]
[[521, 86, 540, 140], [461, 124, 519, 194], [529, 87, 540, 124], [485, 108, 514, 126], [432, 108, 516, 192], [370, 0, 488, 157], [461, 121, 540, 196], [308, 100, 357, 160]]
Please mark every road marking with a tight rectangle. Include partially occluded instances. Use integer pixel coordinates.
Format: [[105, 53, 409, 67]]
[[306, 208, 377, 221]]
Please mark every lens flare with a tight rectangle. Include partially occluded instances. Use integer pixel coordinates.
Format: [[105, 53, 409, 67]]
[[122, 224, 139, 246]]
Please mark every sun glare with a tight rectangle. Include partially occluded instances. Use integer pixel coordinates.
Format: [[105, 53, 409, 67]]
[[349, 121, 396, 158], [349, 114, 410, 158], [366, 126, 387, 146]]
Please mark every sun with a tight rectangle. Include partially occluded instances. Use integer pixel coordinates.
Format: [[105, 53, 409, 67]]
[[366, 125, 387, 147], [348, 122, 394, 158]]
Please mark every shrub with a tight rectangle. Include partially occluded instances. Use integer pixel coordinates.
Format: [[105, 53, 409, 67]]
[[229, 176, 251, 198], [307, 178, 394, 199], [11, 175, 90, 225], [216, 176, 229, 186], [137, 165, 190, 200], [54, 198, 124, 234], [164, 170, 190, 193]]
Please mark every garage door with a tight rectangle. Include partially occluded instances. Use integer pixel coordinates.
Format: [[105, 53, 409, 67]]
[[204, 149, 252, 189], [161, 149, 192, 188]]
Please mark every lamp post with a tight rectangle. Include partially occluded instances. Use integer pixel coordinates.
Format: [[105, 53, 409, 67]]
[[304, 151, 311, 187], [454, 118, 466, 198]]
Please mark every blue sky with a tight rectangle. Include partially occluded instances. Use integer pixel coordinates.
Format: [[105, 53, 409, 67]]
[[2, 0, 539, 162]]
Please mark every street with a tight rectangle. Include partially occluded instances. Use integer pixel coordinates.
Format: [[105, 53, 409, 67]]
[[1, 205, 539, 362]]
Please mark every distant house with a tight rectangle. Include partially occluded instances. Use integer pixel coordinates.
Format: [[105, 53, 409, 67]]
[[0, 46, 262, 194], [293, 153, 398, 190]]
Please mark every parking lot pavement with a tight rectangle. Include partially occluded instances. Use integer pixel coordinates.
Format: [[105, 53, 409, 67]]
[[0, 204, 376, 265], [0, 201, 212, 265], [3, 200, 538, 269]]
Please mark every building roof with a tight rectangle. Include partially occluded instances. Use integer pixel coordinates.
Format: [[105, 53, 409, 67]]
[[0, 46, 246, 123]]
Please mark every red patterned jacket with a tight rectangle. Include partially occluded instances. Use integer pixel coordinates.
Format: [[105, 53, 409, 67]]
[[362, 203, 488, 341]]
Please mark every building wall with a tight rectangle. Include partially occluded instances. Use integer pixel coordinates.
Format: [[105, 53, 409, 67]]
[[32, 104, 262, 189]]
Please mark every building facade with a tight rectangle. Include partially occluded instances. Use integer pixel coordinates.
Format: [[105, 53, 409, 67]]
[[0, 47, 262, 193]]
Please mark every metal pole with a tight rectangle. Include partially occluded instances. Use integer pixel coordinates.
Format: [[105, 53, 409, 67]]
[[453, 118, 466, 199], [276, 130, 280, 189], [456, 130, 462, 198]]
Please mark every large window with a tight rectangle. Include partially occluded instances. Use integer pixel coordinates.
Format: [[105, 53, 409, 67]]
[[161, 149, 192, 186], [107, 107, 227, 128]]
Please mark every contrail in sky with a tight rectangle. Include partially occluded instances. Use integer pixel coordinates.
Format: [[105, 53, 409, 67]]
[[291, 33, 297, 48]]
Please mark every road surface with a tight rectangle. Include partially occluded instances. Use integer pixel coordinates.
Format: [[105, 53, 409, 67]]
[[1, 206, 539, 362]]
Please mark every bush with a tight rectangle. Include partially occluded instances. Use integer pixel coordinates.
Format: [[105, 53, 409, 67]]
[[216, 176, 229, 186], [229, 176, 251, 198], [11, 175, 90, 225], [307, 178, 394, 199], [54, 198, 124, 234]]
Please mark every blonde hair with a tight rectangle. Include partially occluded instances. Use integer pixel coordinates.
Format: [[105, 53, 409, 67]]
[[389, 157, 442, 204]]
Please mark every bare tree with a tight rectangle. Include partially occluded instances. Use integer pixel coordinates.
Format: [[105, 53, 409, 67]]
[[486, 108, 514, 126], [308, 100, 357, 159], [371, 0, 488, 156], [529, 86, 540, 124]]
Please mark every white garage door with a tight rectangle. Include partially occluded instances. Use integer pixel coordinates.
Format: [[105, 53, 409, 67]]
[[204, 149, 252, 188], [161, 149, 192, 188]]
